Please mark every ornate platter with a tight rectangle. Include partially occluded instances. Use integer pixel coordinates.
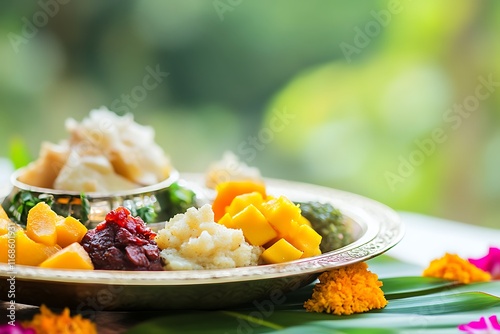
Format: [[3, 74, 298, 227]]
[[0, 174, 404, 312]]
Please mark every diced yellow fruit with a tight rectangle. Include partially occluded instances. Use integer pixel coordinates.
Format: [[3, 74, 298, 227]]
[[270, 217, 300, 240], [0, 219, 22, 236], [263, 235, 281, 249], [212, 180, 267, 221], [0, 220, 7, 236], [26, 202, 58, 246], [0, 206, 8, 220], [40, 242, 94, 270], [264, 195, 276, 201], [288, 223, 322, 258], [0, 230, 61, 266], [0, 234, 12, 263], [297, 215, 312, 227], [55, 216, 88, 248], [46, 244, 62, 256], [232, 205, 278, 246], [226, 192, 265, 217], [302, 247, 322, 258], [261, 238, 303, 264], [262, 196, 302, 232], [218, 212, 237, 229]]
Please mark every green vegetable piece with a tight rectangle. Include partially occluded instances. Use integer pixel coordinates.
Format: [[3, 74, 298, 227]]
[[168, 182, 197, 216], [79, 193, 90, 224], [135, 205, 158, 224], [160, 181, 197, 220], [297, 201, 352, 252]]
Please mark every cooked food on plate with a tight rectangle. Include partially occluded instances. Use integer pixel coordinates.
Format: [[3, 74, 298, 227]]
[[0, 108, 351, 271], [81, 206, 163, 271], [19, 107, 173, 192]]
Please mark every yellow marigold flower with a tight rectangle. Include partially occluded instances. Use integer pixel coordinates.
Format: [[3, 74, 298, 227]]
[[304, 262, 387, 315], [22, 305, 97, 334], [423, 253, 491, 284]]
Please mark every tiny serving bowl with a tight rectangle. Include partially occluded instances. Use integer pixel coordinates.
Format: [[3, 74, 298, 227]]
[[1, 168, 180, 227]]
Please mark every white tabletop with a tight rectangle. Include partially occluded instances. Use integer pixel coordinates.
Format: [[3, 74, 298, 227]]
[[387, 211, 500, 266]]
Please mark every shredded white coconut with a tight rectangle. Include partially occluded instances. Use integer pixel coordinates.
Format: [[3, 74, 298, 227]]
[[65, 107, 172, 186], [155, 204, 262, 270]]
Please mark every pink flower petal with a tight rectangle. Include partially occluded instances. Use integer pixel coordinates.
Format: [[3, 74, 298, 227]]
[[458, 315, 500, 333], [469, 247, 500, 279], [458, 316, 488, 331], [490, 315, 500, 330], [0, 324, 35, 334]]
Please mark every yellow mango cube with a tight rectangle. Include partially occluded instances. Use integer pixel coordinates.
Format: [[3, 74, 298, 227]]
[[0, 234, 13, 263], [55, 216, 88, 248], [26, 202, 59, 246], [297, 215, 312, 227], [226, 192, 265, 217], [40, 242, 94, 270], [0, 220, 8, 235], [288, 223, 322, 258], [261, 238, 303, 264], [262, 196, 302, 232], [218, 212, 237, 229], [212, 180, 266, 221], [0, 230, 61, 266], [0, 206, 8, 220], [0, 219, 22, 236], [232, 204, 277, 246]]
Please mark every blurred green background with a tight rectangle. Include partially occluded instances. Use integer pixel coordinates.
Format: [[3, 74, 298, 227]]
[[0, 0, 499, 228]]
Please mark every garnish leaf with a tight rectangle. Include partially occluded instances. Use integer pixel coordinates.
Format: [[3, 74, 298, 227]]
[[80, 193, 90, 224], [367, 255, 423, 278], [381, 276, 459, 299], [136, 205, 158, 224], [381, 292, 500, 315], [126, 259, 500, 333], [9, 190, 54, 225], [126, 311, 274, 334], [158, 181, 197, 220]]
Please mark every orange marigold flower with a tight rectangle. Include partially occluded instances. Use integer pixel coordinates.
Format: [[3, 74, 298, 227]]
[[22, 305, 97, 334], [423, 253, 491, 284], [304, 262, 387, 315]]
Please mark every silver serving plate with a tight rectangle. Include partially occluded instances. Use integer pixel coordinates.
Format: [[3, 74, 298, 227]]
[[0, 174, 404, 311]]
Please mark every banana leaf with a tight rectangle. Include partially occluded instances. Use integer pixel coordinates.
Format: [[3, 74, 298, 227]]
[[126, 257, 500, 333]]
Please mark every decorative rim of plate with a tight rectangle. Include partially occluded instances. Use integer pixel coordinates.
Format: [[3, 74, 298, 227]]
[[0, 174, 404, 285], [9, 168, 180, 199]]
